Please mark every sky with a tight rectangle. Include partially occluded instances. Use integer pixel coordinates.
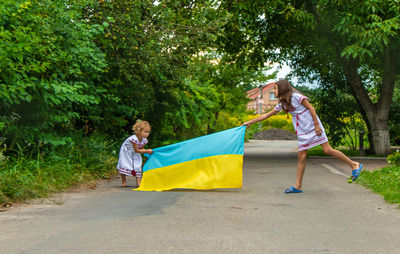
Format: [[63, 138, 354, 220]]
[[264, 62, 297, 84], [265, 62, 318, 88], [274, 63, 292, 81]]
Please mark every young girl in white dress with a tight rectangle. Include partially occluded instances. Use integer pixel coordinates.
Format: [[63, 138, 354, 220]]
[[117, 120, 153, 187], [242, 80, 363, 193]]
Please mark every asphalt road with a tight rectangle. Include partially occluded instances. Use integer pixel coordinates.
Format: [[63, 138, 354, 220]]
[[1, 140, 399, 254]]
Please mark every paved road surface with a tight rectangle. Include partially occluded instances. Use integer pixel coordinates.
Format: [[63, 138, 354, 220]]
[[1, 140, 399, 254]]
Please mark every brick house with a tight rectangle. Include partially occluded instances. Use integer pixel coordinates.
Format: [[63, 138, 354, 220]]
[[246, 82, 299, 113], [246, 82, 278, 113]]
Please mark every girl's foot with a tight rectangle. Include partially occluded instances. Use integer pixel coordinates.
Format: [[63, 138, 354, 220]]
[[121, 174, 127, 187], [352, 163, 363, 181], [285, 186, 303, 193], [352, 162, 361, 170]]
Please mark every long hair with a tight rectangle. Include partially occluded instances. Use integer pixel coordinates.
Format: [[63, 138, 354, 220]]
[[276, 79, 294, 112]]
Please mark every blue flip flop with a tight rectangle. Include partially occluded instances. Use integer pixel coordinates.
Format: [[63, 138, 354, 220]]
[[352, 163, 363, 181], [284, 186, 303, 194]]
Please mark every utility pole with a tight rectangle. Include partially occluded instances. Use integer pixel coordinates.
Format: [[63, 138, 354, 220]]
[[258, 85, 263, 130]]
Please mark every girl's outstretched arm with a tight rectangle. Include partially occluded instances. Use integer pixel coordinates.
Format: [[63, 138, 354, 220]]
[[131, 142, 153, 154], [301, 99, 322, 136], [242, 109, 279, 127]]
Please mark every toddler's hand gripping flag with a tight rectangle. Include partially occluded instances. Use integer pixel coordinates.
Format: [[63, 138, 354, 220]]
[[136, 126, 246, 191]]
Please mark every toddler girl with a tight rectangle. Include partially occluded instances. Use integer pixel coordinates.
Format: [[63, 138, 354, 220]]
[[117, 120, 153, 187]]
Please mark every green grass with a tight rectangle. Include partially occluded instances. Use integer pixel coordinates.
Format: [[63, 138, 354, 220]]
[[357, 165, 400, 208], [0, 136, 118, 205], [306, 146, 384, 157]]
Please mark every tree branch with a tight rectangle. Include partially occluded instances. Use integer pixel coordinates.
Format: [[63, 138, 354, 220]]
[[340, 58, 375, 116]]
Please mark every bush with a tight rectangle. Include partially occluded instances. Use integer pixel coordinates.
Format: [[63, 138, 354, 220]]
[[240, 112, 294, 140], [388, 151, 400, 166], [0, 135, 118, 205], [214, 112, 243, 132], [241, 113, 261, 140], [261, 113, 294, 132]]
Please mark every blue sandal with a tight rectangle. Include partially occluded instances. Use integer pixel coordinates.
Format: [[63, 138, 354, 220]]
[[352, 163, 363, 181], [284, 186, 303, 194]]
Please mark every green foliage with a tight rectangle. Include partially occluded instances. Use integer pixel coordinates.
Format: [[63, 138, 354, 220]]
[[0, 137, 7, 164], [0, 135, 117, 205], [389, 84, 400, 145], [313, 87, 366, 148], [0, 0, 257, 152], [388, 151, 400, 166], [81, 0, 255, 146], [261, 113, 294, 133], [358, 165, 400, 208], [239, 111, 294, 140], [0, 0, 106, 151], [333, 1, 400, 61], [214, 112, 243, 132]]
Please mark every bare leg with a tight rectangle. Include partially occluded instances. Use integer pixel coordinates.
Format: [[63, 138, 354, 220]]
[[121, 174, 127, 187], [320, 142, 359, 170], [136, 177, 141, 187], [295, 150, 308, 190]]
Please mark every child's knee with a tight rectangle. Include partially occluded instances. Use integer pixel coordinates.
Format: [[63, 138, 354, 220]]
[[297, 151, 307, 161], [323, 147, 332, 155]]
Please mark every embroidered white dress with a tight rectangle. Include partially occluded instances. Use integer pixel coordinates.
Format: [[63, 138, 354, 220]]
[[116, 135, 148, 177], [274, 93, 328, 151]]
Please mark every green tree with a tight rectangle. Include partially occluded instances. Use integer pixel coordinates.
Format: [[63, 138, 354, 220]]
[[0, 0, 106, 151], [219, 0, 400, 155], [86, 0, 258, 144], [0, 0, 270, 154], [83, 0, 226, 142]]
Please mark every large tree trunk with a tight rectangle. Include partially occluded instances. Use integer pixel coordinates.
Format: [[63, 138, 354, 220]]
[[370, 120, 391, 155], [374, 46, 397, 155], [341, 47, 396, 155]]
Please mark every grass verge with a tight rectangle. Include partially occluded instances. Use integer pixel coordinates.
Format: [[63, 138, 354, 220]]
[[307, 146, 384, 157], [0, 136, 118, 206], [357, 165, 400, 209]]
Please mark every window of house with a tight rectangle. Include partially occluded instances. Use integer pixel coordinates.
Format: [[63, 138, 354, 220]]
[[269, 92, 276, 100]]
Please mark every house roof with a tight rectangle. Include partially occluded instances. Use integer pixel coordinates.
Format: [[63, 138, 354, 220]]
[[246, 82, 276, 99]]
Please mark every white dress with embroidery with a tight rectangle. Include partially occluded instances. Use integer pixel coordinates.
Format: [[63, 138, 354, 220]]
[[116, 135, 148, 177], [274, 93, 328, 151]]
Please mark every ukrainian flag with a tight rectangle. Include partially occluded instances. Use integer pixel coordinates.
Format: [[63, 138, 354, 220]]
[[136, 126, 246, 191]]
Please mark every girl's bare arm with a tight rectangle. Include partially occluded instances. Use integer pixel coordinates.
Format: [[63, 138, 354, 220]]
[[242, 109, 279, 126], [131, 142, 153, 154]]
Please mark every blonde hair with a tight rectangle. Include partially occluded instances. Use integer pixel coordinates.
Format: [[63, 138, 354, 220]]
[[132, 120, 151, 133]]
